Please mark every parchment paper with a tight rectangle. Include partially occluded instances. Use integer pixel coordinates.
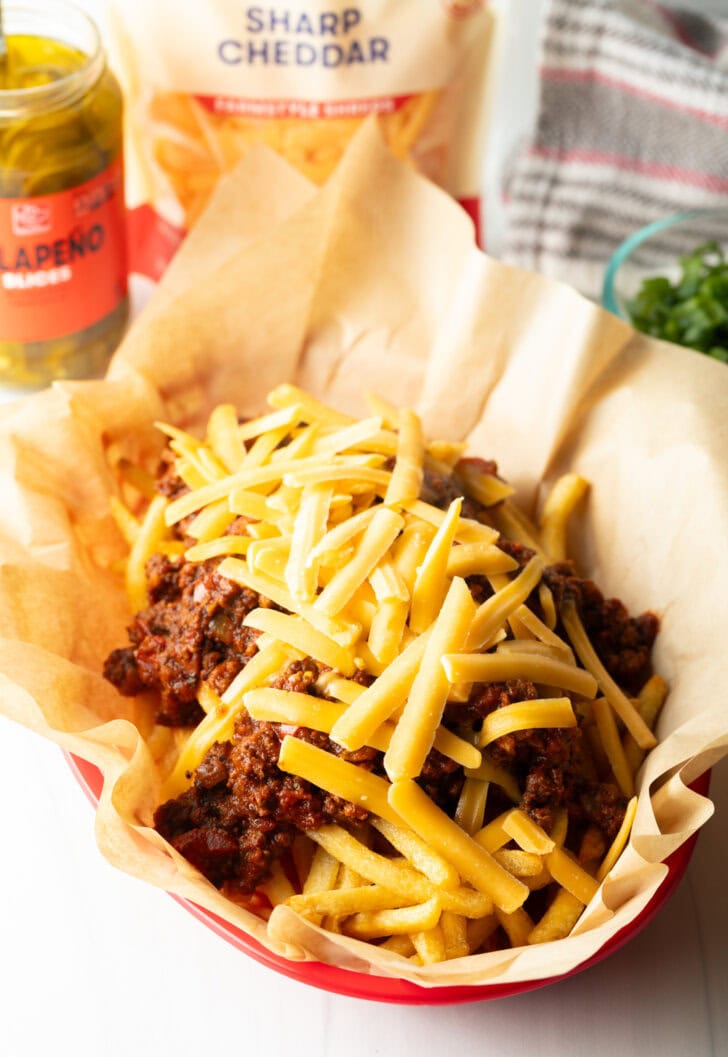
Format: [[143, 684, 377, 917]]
[[1, 122, 726, 987]]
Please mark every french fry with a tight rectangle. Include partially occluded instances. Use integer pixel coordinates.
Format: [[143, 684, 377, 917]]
[[126, 494, 169, 612], [364, 392, 400, 429], [268, 383, 353, 426], [545, 846, 599, 905], [287, 885, 411, 918], [379, 934, 417, 958], [345, 897, 442, 940], [493, 850, 544, 878], [539, 473, 589, 562], [455, 461, 514, 507], [117, 457, 156, 499], [578, 826, 606, 874], [466, 914, 500, 954], [306, 826, 492, 918], [538, 583, 558, 630], [528, 889, 584, 944], [109, 495, 139, 545], [490, 500, 545, 555], [597, 796, 638, 882], [440, 911, 469, 960], [303, 846, 341, 896], [258, 861, 296, 907], [410, 922, 448, 964], [291, 834, 315, 890], [592, 696, 635, 797], [551, 808, 569, 848], [305, 826, 435, 904], [454, 777, 489, 836], [371, 819, 459, 890], [624, 675, 668, 775], [521, 866, 553, 892], [502, 809, 556, 855], [473, 812, 512, 854], [561, 599, 657, 750], [496, 906, 535, 948]]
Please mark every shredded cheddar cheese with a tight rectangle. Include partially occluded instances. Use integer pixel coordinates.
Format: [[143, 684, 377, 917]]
[[110, 386, 665, 967]]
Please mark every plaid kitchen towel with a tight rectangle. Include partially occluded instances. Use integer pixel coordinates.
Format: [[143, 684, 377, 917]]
[[501, 0, 728, 299]]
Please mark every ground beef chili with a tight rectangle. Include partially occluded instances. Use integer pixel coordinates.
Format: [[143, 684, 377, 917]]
[[446, 677, 628, 840], [422, 457, 500, 522], [104, 555, 270, 726], [155, 710, 377, 890], [544, 562, 658, 692], [103, 450, 659, 897], [153, 657, 466, 892]]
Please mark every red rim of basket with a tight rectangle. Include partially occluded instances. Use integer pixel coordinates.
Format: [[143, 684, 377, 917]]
[[65, 752, 709, 1005]]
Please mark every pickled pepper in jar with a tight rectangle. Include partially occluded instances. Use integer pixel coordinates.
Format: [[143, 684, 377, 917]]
[[0, 1, 128, 390]]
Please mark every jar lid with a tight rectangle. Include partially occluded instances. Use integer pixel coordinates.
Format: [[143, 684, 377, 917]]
[[0, 1, 104, 120]]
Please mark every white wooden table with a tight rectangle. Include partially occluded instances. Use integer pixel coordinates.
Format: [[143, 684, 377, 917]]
[[1, 720, 726, 1056]]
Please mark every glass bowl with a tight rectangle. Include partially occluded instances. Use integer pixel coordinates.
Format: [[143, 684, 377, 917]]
[[602, 208, 728, 325], [65, 752, 709, 1005]]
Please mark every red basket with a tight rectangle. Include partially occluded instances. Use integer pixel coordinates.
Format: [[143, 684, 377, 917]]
[[66, 752, 708, 1005]]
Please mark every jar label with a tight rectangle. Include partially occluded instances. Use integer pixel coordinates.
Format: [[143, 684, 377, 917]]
[[0, 157, 127, 343]]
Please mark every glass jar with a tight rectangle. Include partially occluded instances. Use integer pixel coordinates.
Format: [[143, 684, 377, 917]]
[[0, 1, 128, 391]]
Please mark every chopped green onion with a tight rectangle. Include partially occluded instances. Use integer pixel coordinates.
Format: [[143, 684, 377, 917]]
[[627, 241, 728, 363]]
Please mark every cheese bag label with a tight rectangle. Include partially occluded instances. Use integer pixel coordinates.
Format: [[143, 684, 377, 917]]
[[109, 0, 498, 278]]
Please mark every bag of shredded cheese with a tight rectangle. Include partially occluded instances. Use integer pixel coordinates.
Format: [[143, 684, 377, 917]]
[[109, 0, 501, 278]]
